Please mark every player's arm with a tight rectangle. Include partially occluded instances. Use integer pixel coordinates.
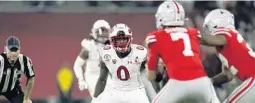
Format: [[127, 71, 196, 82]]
[[204, 54, 234, 85], [142, 60, 163, 82], [94, 61, 109, 98], [140, 60, 157, 101], [200, 34, 227, 46], [73, 48, 88, 81], [147, 58, 159, 81], [146, 35, 160, 81], [74, 49, 89, 91], [23, 57, 35, 102], [200, 45, 218, 56], [211, 68, 234, 85]]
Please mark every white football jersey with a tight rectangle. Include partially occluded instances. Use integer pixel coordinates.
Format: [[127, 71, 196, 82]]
[[81, 39, 105, 74], [100, 44, 148, 91]]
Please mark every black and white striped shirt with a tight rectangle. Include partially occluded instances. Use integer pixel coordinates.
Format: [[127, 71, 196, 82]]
[[0, 53, 35, 93]]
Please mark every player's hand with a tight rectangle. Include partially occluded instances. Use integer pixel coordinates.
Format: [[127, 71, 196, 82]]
[[23, 98, 32, 103], [78, 79, 88, 91]]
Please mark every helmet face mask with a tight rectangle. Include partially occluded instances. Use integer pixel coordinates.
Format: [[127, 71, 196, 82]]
[[110, 23, 133, 53], [93, 27, 110, 43], [90, 20, 111, 43], [111, 35, 132, 53]]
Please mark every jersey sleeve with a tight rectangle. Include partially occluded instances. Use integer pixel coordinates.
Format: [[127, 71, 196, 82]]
[[146, 33, 159, 71], [211, 28, 232, 41], [187, 28, 201, 38], [145, 33, 157, 46], [23, 56, 35, 79], [81, 39, 91, 51], [135, 45, 148, 62]]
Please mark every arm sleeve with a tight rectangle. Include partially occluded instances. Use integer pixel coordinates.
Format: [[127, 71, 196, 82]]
[[212, 28, 232, 41], [73, 56, 86, 80], [73, 39, 90, 80], [24, 56, 35, 79], [81, 39, 91, 51], [146, 34, 159, 71]]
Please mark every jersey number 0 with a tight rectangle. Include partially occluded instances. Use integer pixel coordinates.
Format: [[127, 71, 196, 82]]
[[116, 66, 130, 81]]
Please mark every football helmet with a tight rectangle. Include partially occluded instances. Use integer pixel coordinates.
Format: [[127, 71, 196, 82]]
[[203, 9, 235, 35], [155, 1, 185, 29], [90, 19, 111, 43], [109, 23, 133, 53]]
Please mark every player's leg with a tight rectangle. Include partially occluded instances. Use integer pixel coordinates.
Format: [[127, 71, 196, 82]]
[[85, 73, 111, 97], [3, 85, 24, 103], [94, 88, 121, 103], [129, 88, 150, 103], [152, 79, 185, 103], [192, 77, 220, 103], [91, 92, 110, 103], [223, 77, 255, 103], [85, 72, 100, 97], [141, 71, 156, 101], [144, 82, 156, 101]]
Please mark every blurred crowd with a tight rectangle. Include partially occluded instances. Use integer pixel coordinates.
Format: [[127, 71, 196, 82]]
[[25, 1, 162, 8], [19, 1, 255, 48]]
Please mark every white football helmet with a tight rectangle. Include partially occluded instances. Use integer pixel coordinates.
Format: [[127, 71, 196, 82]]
[[155, 1, 185, 29], [109, 23, 133, 53], [203, 9, 235, 35], [90, 19, 111, 43]]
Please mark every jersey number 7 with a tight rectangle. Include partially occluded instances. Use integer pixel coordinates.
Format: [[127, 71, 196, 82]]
[[170, 32, 194, 56]]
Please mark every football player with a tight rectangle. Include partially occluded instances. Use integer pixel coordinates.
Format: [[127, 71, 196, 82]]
[[201, 9, 255, 103], [93, 23, 150, 103], [73, 19, 111, 99], [145, 1, 220, 103]]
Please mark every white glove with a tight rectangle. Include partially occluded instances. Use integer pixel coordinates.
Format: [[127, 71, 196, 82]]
[[78, 79, 88, 91]]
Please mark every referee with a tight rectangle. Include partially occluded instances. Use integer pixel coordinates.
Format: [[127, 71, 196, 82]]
[[0, 36, 35, 103]]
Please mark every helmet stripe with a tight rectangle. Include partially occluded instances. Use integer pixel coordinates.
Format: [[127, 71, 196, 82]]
[[173, 1, 180, 14]]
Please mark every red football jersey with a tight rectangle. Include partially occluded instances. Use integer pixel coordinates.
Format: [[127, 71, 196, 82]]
[[146, 27, 206, 80], [213, 28, 255, 81]]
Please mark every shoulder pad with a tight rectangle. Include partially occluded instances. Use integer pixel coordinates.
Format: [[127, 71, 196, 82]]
[[81, 39, 93, 51]]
